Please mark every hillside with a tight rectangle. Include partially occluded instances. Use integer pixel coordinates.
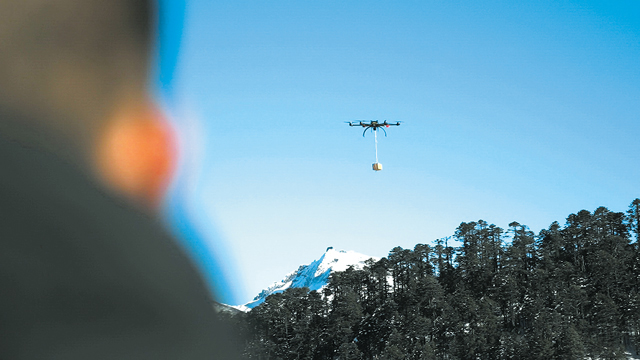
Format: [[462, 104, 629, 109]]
[[221, 200, 640, 359]]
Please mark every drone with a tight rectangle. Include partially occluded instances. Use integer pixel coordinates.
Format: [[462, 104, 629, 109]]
[[346, 120, 402, 171], [345, 120, 402, 137]]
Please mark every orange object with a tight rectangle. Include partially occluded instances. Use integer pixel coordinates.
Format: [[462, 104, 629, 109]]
[[96, 104, 176, 208]]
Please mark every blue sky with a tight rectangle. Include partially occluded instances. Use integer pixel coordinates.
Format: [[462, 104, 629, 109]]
[[157, 0, 640, 305]]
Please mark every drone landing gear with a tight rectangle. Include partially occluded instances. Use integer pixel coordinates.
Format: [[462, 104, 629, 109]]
[[372, 162, 383, 171]]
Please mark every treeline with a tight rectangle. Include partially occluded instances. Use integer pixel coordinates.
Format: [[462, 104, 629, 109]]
[[223, 200, 640, 359]]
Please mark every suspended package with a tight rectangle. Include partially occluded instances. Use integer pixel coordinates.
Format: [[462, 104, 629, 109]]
[[345, 120, 401, 171]]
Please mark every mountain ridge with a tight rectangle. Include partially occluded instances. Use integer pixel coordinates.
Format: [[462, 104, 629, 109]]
[[232, 247, 377, 311]]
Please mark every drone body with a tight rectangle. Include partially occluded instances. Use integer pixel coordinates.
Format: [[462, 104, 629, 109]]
[[346, 120, 401, 137], [346, 120, 401, 171]]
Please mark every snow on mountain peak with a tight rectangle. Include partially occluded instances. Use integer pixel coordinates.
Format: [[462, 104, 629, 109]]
[[316, 248, 375, 275], [235, 248, 377, 311]]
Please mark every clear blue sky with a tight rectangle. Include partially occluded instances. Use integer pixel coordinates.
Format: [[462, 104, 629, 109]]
[[157, 0, 640, 305]]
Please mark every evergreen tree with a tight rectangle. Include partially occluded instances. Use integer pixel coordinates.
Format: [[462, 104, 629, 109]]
[[380, 329, 406, 360], [325, 269, 364, 358], [555, 323, 585, 359], [627, 198, 640, 243], [455, 221, 503, 297], [338, 342, 363, 360], [357, 297, 398, 358], [499, 222, 536, 335]]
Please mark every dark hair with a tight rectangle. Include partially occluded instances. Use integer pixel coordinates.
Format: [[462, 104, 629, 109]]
[[0, 0, 154, 133]]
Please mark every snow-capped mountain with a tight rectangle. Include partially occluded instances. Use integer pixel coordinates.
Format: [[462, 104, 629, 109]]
[[234, 247, 377, 312]]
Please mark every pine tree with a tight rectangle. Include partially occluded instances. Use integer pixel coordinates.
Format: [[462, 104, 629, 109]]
[[627, 198, 640, 243], [555, 323, 585, 359], [325, 270, 364, 359], [498, 221, 536, 339], [380, 329, 406, 360], [338, 342, 363, 360], [455, 221, 503, 298]]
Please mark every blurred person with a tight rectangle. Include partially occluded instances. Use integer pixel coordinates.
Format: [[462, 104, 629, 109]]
[[0, 0, 241, 358]]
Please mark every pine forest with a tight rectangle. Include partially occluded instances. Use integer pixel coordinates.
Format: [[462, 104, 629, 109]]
[[221, 199, 640, 360]]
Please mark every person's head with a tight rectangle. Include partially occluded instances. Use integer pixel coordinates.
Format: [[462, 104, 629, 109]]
[[0, 0, 174, 208]]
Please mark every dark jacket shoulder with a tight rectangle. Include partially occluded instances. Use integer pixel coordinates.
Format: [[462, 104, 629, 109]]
[[0, 113, 242, 359]]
